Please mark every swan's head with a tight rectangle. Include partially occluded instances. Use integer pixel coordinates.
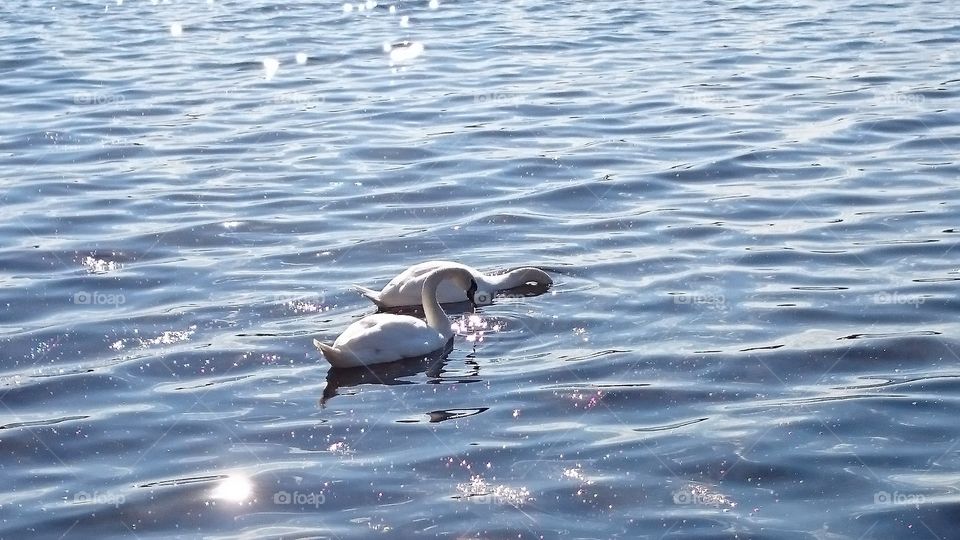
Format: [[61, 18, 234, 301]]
[[448, 270, 480, 307], [432, 267, 480, 307], [510, 267, 553, 287], [466, 278, 479, 307]]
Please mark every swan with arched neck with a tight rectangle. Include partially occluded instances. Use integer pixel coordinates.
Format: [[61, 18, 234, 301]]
[[315, 267, 478, 368], [352, 260, 551, 309]]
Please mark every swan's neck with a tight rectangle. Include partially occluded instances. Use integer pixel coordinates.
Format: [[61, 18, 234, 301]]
[[421, 269, 461, 339]]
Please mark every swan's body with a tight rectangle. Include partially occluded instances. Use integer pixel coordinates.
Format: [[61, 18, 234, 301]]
[[354, 260, 552, 309], [315, 267, 477, 368]]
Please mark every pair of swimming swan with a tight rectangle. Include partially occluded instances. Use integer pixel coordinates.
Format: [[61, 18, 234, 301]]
[[313, 261, 552, 369]]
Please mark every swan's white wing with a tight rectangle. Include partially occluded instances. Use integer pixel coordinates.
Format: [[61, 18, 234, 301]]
[[332, 314, 447, 365], [378, 261, 478, 307]]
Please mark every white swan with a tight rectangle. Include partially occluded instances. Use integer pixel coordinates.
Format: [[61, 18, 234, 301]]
[[353, 260, 552, 309], [314, 267, 478, 368]]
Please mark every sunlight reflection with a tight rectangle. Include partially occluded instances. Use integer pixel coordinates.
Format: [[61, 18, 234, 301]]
[[451, 313, 504, 343], [263, 57, 280, 80], [456, 475, 533, 506], [169, 22, 183, 37], [210, 475, 253, 503], [385, 41, 424, 64]]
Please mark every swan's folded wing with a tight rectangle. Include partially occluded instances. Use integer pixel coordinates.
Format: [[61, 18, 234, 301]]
[[334, 314, 446, 363]]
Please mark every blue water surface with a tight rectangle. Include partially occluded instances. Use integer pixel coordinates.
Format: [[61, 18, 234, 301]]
[[1, 0, 959, 538]]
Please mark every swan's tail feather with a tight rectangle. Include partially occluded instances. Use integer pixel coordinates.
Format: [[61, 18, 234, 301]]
[[352, 285, 386, 308], [314, 339, 336, 359]]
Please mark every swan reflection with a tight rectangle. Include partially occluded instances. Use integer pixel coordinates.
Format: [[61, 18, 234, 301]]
[[320, 340, 483, 405]]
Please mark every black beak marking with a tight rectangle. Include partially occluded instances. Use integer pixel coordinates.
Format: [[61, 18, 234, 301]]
[[467, 279, 479, 307]]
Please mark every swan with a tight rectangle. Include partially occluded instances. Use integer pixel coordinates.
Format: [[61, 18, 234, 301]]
[[353, 260, 552, 309], [314, 267, 478, 369]]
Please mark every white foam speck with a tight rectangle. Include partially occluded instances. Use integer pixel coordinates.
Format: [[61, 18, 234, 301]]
[[295, 52, 308, 64], [170, 22, 183, 37]]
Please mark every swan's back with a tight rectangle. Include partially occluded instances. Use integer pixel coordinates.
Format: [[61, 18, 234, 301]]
[[322, 314, 447, 368], [380, 261, 477, 306]]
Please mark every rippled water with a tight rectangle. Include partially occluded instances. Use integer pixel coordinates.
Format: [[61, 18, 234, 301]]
[[2, 0, 959, 537]]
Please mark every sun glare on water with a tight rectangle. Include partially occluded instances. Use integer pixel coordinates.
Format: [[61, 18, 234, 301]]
[[210, 475, 254, 503]]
